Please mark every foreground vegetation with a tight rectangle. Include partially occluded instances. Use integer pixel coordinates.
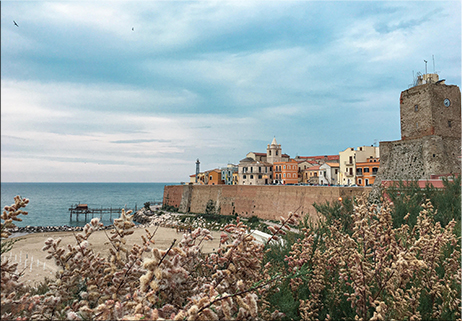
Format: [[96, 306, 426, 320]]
[[1, 179, 460, 320]]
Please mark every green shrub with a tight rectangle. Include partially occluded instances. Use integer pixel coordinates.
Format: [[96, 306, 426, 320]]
[[385, 175, 461, 234]]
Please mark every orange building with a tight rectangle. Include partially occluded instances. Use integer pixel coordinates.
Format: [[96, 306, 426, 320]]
[[273, 159, 299, 184], [207, 169, 225, 185], [356, 157, 380, 186]]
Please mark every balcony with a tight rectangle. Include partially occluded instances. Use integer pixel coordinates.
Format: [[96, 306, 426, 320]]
[[345, 171, 354, 177]]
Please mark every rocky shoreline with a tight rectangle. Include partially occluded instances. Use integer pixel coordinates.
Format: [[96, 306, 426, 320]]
[[6, 207, 228, 237], [7, 224, 114, 235]]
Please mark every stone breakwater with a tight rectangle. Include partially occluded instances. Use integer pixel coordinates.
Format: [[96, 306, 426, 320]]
[[8, 224, 114, 235], [5, 210, 174, 236], [6, 209, 218, 236]]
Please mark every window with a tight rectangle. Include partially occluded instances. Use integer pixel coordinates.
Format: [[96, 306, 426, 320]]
[[251, 167, 253, 173], [414, 105, 418, 112], [335, 169, 338, 174], [365, 179, 370, 186], [358, 179, 362, 185], [259, 167, 261, 173], [269, 151, 271, 156], [283, 173, 286, 178], [448, 120, 452, 127], [349, 156, 353, 164], [283, 165, 286, 169], [276, 151, 278, 156], [210, 176, 213, 180], [357, 168, 362, 175], [372, 167, 378, 174], [243, 175, 246, 179], [258, 175, 262, 179], [250, 175, 254, 179], [364, 168, 370, 173], [416, 122, 419, 129], [349, 168, 353, 175]]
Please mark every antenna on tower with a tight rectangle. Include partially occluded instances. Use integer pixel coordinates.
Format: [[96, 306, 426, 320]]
[[432, 55, 436, 74], [424, 60, 428, 75]]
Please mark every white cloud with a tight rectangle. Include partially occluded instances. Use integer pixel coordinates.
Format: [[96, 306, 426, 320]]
[[1, 1, 460, 182]]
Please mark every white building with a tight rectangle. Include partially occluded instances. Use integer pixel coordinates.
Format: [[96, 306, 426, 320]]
[[319, 162, 340, 185]]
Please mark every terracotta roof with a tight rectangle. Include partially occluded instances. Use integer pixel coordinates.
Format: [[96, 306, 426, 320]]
[[325, 162, 339, 167], [307, 165, 321, 170], [252, 152, 267, 156], [298, 155, 338, 160]]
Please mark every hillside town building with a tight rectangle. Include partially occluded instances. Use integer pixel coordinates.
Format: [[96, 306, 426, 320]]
[[221, 164, 238, 185], [319, 162, 340, 185], [356, 157, 380, 186], [238, 158, 273, 185], [273, 159, 299, 185], [338, 146, 380, 186]]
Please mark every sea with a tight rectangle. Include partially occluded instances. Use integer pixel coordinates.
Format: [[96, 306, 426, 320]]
[[1, 183, 177, 228]]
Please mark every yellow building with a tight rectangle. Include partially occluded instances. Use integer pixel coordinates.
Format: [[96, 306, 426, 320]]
[[338, 146, 379, 186]]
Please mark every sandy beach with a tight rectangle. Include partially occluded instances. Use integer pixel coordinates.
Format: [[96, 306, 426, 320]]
[[2, 225, 222, 286]]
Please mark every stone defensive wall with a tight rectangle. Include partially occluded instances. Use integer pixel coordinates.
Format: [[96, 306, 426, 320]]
[[377, 135, 461, 182], [163, 184, 371, 221]]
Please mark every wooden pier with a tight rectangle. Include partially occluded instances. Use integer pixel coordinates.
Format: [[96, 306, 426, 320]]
[[68, 204, 138, 222]]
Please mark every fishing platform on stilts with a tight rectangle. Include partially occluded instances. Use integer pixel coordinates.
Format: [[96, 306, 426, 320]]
[[68, 203, 138, 222]]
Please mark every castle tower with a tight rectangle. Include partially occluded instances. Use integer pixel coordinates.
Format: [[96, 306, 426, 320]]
[[375, 75, 461, 184], [267, 137, 282, 164], [400, 74, 461, 140]]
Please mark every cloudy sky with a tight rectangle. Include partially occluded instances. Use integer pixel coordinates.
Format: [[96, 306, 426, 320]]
[[1, 1, 460, 183]]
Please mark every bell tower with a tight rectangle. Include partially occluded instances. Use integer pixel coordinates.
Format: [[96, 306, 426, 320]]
[[266, 137, 282, 164]]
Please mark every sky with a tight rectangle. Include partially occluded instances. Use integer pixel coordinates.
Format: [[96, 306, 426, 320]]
[[1, 1, 461, 183]]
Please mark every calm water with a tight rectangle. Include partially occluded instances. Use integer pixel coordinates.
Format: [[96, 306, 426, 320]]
[[1, 183, 177, 227]]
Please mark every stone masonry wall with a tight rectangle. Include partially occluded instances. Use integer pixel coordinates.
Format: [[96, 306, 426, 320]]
[[375, 135, 461, 183], [163, 185, 371, 221]]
